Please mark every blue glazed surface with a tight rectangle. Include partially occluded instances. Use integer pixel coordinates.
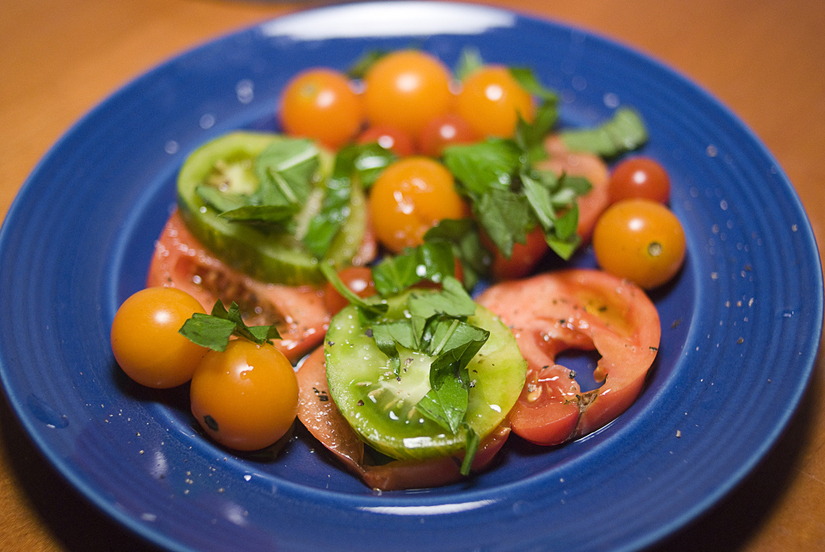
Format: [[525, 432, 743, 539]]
[[0, 2, 821, 551]]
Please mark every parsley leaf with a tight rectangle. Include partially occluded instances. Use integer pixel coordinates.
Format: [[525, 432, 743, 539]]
[[179, 300, 281, 352]]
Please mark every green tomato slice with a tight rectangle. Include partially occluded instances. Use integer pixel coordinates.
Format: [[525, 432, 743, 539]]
[[176, 131, 368, 286], [324, 294, 527, 461]]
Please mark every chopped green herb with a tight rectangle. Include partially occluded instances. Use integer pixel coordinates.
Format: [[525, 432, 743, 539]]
[[179, 300, 281, 352], [559, 107, 648, 157]]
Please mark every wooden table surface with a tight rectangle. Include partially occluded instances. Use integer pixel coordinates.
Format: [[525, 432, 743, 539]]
[[1, 0, 823, 550]]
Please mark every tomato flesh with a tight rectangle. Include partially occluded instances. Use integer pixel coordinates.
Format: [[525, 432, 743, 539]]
[[146, 210, 330, 363], [477, 269, 661, 446]]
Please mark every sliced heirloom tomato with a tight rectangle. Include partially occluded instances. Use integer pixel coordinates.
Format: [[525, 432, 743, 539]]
[[536, 135, 610, 242], [176, 132, 373, 286], [324, 291, 525, 462], [476, 269, 661, 446], [146, 210, 330, 363], [296, 347, 512, 491]]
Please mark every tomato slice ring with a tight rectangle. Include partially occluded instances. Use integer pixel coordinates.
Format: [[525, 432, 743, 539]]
[[146, 210, 330, 363], [295, 347, 510, 491], [477, 269, 661, 446]]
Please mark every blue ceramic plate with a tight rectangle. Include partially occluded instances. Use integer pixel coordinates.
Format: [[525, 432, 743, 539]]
[[1, 2, 821, 551]]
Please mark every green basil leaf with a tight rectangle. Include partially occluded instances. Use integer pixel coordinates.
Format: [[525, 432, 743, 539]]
[[179, 300, 281, 351], [473, 188, 531, 258], [218, 203, 299, 225], [455, 47, 484, 81], [347, 49, 389, 79], [559, 107, 648, 157], [443, 139, 521, 196], [319, 263, 388, 315], [460, 426, 480, 476], [254, 138, 320, 206], [371, 241, 456, 297], [423, 219, 492, 291]]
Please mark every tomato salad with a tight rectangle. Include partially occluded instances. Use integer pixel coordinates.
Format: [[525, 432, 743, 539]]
[[111, 48, 686, 490]]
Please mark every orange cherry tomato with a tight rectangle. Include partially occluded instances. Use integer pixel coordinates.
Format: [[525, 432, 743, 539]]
[[323, 266, 377, 315], [110, 287, 207, 389], [609, 157, 671, 204], [369, 157, 469, 253], [362, 50, 453, 138], [190, 340, 298, 452], [592, 199, 686, 289], [279, 68, 364, 148], [418, 113, 480, 157], [455, 65, 534, 138], [357, 125, 416, 157]]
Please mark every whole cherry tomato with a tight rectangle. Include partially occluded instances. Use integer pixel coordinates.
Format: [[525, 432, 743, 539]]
[[592, 198, 686, 289], [369, 157, 469, 253], [357, 125, 416, 157], [455, 66, 534, 138], [609, 157, 671, 204], [280, 68, 364, 148], [362, 50, 453, 138], [418, 113, 480, 157], [111, 287, 206, 389], [190, 340, 298, 451]]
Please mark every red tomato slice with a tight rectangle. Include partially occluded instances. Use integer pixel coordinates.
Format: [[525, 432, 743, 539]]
[[295, 347, 510, 491], [146, 210, 330, 363], [537, 135, 610, 242], [476, 269, 660, 446]]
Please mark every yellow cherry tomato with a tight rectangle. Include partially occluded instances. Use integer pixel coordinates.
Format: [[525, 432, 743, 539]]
[[455, 65, 534, 138], [369, 156, 469, 253], [110, 287, 207, 389], [190, 340, 298, 451], [592, 199, 687, 289], [363, 50, 453, 138], [279, 68, 364, 148]]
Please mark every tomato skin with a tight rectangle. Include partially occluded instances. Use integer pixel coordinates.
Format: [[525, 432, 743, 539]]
[[369, 157, 469, 253], [323, 266, 377, 316], [484, 226, 549, 281], [593, 199, 686, 289], [609, 157, 671, 204], [418, 113, 480, 157], [455, 65, 534, 138], [190, 340, 298, 452], [357, 125, 416, 157], [363, 50, 453, 138], [477, 269, 661, 446], [111, 287, 206, 389], [146, 211, 330, 363], [280, 68, 364, 149]]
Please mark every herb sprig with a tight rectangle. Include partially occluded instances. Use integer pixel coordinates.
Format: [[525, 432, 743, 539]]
[[179, 300, 281, 352]]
